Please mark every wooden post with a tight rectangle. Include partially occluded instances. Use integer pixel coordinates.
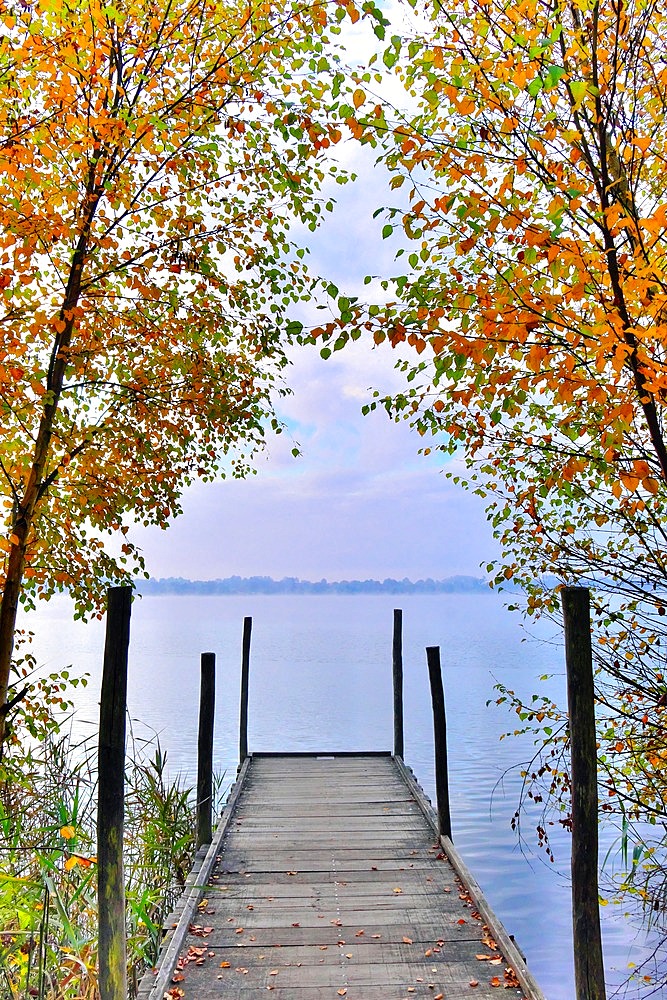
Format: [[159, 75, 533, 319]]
[[561, 587, 607, 1000], [197, 652, 216, 847], [239, 616, 252, 763], [426, 645, 452, 841], [393, 608, 404, 758], [98, 586, 131, 1000]]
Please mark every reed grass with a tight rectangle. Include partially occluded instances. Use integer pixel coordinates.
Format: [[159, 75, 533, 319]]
[[0, 666, 219, 1000]]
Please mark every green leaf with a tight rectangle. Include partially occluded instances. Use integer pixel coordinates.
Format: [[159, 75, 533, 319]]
[[382, 224, 393, 238], [544, 65, 567, 90], [286, 320, 303, 338], [569, 80, 588, 104]]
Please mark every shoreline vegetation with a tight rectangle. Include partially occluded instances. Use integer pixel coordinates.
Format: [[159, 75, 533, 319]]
[[135, 575, 492, 596]]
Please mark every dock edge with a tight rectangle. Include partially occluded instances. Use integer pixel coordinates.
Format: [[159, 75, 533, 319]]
[[393, 755, 548, 1000]]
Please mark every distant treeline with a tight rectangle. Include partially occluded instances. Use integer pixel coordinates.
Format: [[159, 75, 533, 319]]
[[136, 575, 491, 596]]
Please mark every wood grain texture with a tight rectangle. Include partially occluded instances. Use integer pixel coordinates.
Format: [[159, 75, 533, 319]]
[[164, 754, 541, 1000]]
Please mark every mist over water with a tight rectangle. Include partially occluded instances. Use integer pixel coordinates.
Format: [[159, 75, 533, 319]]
[[20, 591, 660, 998]]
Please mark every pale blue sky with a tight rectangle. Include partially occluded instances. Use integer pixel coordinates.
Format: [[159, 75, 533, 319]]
[[130, 6, 500, 582]]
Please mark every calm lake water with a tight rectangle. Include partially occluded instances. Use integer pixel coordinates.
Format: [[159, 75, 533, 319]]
[[18, 591, 662, 999]]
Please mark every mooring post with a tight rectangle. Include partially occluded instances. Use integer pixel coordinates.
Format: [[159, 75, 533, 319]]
[[239, 616, 252, 763], [197, 652, 216, 847], [98, 585, 132, 1000], [426, 645, 452, 841], [393, 608, 404, 759], [561, 586, 607, 1000]]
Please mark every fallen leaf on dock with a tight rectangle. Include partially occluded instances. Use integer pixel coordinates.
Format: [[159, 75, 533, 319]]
[[337, 990, 347, 996], [469, 981, 479, 988], [482, 927, 499, 950], [489, 976, 501, 987], [219, 961, 231, 968], [402, 936, 413, 944]]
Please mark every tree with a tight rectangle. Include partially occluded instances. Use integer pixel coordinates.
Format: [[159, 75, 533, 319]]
[[0, 0, 386, 753], [314, 0, 667, 931]]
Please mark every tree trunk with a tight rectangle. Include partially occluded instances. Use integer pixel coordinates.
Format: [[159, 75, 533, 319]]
[[0, 200, 97, 754]]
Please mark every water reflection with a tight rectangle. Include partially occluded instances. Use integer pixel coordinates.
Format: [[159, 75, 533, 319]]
[[19, 591, 661, 998]]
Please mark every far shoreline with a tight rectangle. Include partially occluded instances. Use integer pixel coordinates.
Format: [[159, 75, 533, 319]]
[[135, 575, 494, 597]]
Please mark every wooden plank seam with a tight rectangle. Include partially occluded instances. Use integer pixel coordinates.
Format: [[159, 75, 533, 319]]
[[137, 756, 252, 1000], [393, 755, 547, 1000]]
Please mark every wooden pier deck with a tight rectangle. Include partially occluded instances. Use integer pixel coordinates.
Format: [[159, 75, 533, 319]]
[[144, 752, 545, 1000]]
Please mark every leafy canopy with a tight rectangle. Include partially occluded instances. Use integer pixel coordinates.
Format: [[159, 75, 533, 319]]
[[314, 0, 667, 930], [0, 0, 386, 745]]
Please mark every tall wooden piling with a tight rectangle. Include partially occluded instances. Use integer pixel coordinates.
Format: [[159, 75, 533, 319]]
[[426, 645, 452, 841], [239, 616, 252, 763], [197, 652, 216, 847], [561, 586, 606, 1000], [393, 609, 404, 759], [98, 586, 132, 1000]]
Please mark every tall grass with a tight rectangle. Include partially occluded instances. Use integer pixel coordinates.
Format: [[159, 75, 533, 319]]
[[0, 665, 215, 1000]]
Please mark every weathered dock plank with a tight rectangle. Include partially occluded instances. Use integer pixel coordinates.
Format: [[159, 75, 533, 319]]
[[148, 753, 545, 1000]]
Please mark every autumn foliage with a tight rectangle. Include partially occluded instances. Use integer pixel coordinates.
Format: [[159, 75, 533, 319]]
[[312, 0, 667, 926], [0, 0, 385, 751]]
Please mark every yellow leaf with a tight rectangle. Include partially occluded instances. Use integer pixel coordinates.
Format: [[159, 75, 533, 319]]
[[353, 89, 365, 109], [60, 825, 76, 839]]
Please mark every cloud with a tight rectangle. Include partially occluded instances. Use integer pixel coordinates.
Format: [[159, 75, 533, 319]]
[[129, 8, 501, 584], [130, 339, 499, 581]]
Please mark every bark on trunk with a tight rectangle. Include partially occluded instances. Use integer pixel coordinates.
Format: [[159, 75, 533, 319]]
[[0, 191, 99, 754]]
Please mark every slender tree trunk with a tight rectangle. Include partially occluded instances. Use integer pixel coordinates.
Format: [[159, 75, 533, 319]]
[[0, 201, 97, 754]]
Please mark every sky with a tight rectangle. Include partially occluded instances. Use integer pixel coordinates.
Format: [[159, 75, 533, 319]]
[[129, 5, 502, 583], [130, 167, 500, 582]]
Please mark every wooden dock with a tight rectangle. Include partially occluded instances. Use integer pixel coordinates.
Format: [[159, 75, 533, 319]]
[[142, 752, 545, 1000]]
